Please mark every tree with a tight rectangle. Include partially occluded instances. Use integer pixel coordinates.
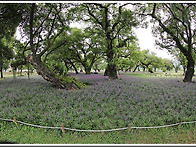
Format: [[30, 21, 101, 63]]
[[0, 37, 14, 78], [23, 3, 84, 89], [170, 49, 188, 74], [141, 3, 196, 82], [150, 55, 163, 72], [10, 40, 29, 76], [0, 4, 25, 78], [80, 3, 138, 79], [65, 28, 103, 74], [161, 58, 174, 72], [115, 42, 141, 72], [139, 50, 157, 73], [44, 27, 104, 75], [0, 3, 25, 39]]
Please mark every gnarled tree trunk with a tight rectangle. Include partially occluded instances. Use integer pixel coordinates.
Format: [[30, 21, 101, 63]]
[[28, 55, 84, 90]]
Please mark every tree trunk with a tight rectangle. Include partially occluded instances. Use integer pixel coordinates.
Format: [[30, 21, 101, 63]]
[[183, 56, 194, 82], [20, 69, 23, 76], [133, 64, 139, 72], [104, 66, 109, 76], [84, 66, 91, 74], [104, 63, 118, 79], [0, 66, 3, 78], [174, 66, 178, 73], [13, 69, 16, 80], [148, 68, 154, 73], [105, 42, 118, 79], [182, 65, 186, 76], [143, 66, 145, 72], [27, 62, 30, 79], [28, 56, 84, 89], [66, 59, 79, 74]]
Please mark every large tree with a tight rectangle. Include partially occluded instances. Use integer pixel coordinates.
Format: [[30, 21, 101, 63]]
[[51, 27, 104, 74], [24, 3, 84, 89], [139, 3, 196, 82], [80, 3, 138, 79]]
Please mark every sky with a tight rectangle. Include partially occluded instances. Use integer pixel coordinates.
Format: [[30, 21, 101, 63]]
[[133, 27, 173, 60]]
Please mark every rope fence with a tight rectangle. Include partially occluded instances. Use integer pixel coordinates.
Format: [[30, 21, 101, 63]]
[[0, 117, 196, 133]]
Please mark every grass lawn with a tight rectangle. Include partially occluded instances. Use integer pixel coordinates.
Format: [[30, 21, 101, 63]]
[[0, 71, 195, 144], [0, 121, 195, 144]]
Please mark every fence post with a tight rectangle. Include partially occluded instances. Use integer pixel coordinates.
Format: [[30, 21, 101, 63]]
[[13, 117, 18, 127], [178, 120, 182, 128], [127, 124, 131, 133], [60, 124, 65, 135]]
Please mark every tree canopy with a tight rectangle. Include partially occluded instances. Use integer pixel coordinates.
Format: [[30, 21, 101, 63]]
[[0, 2, 195, 88]]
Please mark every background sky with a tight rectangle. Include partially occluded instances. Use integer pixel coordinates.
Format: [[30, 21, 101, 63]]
[[134, 26, 173, 60]]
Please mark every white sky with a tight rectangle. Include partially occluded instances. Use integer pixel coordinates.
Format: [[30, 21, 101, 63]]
[[133, 27, 173, 60]]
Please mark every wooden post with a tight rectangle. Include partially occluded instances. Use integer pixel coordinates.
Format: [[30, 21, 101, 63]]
[[60, 124, 65, 135], [178, 120, 182, 128], [13, 117, 18, 127], [127, 124, 131, 133]]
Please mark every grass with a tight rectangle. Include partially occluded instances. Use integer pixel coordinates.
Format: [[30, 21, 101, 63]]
[[0, 121, 196, 144], [121, 70, 185, 78], [0, 71, 196, 144]]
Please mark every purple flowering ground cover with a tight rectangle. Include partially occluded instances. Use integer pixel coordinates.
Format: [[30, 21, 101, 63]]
[[0, 73, 195, 130]]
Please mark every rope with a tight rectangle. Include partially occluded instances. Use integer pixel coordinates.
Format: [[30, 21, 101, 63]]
[[0, 118, 195, 132]]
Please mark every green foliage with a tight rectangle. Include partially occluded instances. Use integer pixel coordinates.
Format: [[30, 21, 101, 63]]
[[54, 72, 86, 89], [0, 3, 24, 39], [161, 58, 173, 72], [0, 37, 14, 78], [0, 37, 14, 60], [79, 3, 139, 78], [47, 27, 104, 74]]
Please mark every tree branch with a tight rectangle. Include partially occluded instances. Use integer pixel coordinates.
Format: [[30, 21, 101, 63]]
[[150, 4, 188, 56], [84, 4, 103, 27]]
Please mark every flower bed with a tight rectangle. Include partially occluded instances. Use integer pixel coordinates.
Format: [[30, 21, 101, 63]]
[[0, 74, 195, 130]]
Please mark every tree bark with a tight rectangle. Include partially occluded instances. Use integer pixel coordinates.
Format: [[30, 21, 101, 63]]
[[183, 55, 195, 82], [105, 41, 118, 79], [104, 63, 118, 79]]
